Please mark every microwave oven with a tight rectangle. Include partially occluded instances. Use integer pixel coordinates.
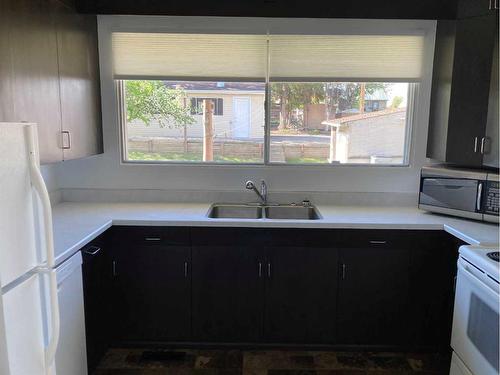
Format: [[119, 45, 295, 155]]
[[419, 166, 499, 223]]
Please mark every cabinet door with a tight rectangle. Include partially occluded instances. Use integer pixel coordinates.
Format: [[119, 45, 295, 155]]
[[52, 1, 103, 160], [264, 246, 338, 344], [81, 235, 112, 374], [446, 15, 497, 166], [113, 242, 191, 342], [337, 247, 410, 346], [427, 20, 456, 162], [6, 0, 63, 163], [457, 0, 498, 18], [408, 232, 461, 350], [483, 29, 499, 168], [192, 228, 264, 342]]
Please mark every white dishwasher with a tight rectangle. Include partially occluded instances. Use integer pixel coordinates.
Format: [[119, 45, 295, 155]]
[[54, 251, 88, 375]]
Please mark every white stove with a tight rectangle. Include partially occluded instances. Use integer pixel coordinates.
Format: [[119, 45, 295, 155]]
[[459, 245, 500, 283], [450, 245, 500, 375]]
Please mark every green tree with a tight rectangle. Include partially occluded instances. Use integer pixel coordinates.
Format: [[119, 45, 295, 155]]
[[391, 95, 404, 108], [271, 82, 325, 129], [125, 80, 195, 128], [325, 82, 390, 119]]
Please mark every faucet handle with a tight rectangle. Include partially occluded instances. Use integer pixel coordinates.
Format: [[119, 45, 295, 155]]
[[245, 180, 255, 190]]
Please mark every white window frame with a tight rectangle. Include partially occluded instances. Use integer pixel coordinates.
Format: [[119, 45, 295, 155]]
[[98, 16, 436, 168]]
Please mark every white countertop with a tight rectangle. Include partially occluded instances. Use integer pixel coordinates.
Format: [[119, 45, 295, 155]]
[[52, 202, 499, 265]]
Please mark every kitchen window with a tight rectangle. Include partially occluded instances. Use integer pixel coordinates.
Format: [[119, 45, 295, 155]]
[[112, 30, 425, 165], [191, 98, 224, 116]]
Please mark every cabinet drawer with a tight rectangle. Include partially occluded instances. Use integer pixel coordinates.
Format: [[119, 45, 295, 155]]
[[111, 226, 190, 246], [335, 229, 443, 250]]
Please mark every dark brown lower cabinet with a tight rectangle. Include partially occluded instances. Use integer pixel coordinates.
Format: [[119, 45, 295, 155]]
[[97, 227, 459, 352], [112, 241, 191, 342], [264, 246, 338, 344], [191, 228, 265, 342], [337, 247, 411, 347], [82, 233, 113, 374], [409, 232, 463, 350]]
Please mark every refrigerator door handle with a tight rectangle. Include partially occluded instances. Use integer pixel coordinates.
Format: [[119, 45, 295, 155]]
[[25, 125, 60, 370], [45, 270, 60, 372], [26, 125, 55, 267]]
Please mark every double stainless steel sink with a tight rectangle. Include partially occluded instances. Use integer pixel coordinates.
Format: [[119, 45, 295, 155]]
[[207, 203, 322, 220]]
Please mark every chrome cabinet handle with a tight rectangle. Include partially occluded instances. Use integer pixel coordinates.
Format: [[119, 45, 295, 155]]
[[267, 262, 271, 278], [83, 245, 101, 256], [144, 237, 161, 241], [474, 136, 479, 153], [489, 0, 493, 9], [477, 182, 483, 211], [369, 240, 387, 245], [61, 130, 71, 149], [481, 137, 491, 154], [258, 262, 262, 278], [341, 263, 346, 280], [184, 261, 188, 278], [112, 260, 117, 277]]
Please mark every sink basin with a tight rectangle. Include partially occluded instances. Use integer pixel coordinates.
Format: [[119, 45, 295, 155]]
[[208, 204, 263, 219], [265, 205, 322, 220], [207, 203, 322, 220]]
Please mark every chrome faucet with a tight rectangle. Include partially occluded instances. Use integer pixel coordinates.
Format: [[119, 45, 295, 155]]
[[245, 180, 267, 205]]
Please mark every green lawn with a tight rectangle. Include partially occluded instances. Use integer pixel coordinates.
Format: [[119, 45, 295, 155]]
[[128, 151, 261, 163], [285, 157, 328, 164]]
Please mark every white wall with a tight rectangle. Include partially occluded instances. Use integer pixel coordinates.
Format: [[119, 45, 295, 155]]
[[53, 16, 436, 196], [41, 164, 59, 193]]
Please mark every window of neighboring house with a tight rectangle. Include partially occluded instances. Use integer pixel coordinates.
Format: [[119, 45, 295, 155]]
[[190, 98, 224, 116], [112, 31, 425, 165]]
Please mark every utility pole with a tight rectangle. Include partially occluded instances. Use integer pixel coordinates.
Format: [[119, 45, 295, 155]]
[[202, 99, 214, 161], [359, 83, 366, 113]]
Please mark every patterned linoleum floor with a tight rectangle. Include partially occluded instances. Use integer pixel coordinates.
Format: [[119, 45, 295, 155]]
[[93, 348, 451, 375]]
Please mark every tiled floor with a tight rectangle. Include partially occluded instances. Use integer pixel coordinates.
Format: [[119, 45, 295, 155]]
[[93, 348, 451, 375]]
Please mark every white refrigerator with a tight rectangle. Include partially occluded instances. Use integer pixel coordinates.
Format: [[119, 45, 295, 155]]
[[0, 123, 88, 375]]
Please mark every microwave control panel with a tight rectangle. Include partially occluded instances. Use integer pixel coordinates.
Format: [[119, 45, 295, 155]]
[[483, 181, 499, 216]]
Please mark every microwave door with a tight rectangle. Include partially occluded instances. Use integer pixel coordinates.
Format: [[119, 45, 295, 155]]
[[420, 178, 479, 212]]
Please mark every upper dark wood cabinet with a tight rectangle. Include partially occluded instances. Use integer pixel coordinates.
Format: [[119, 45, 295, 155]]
[[483, 31, 499, 168], [52, 0, 103, 160], [0, 0, 103, 164], [457, 0, 499, 18], [1, 0, 63, 163], [427, 14, 498, 168]]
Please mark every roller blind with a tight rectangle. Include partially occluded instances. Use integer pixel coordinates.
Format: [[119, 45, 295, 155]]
[[269, 35, 425, 81], [112, 32, 267, 80]]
